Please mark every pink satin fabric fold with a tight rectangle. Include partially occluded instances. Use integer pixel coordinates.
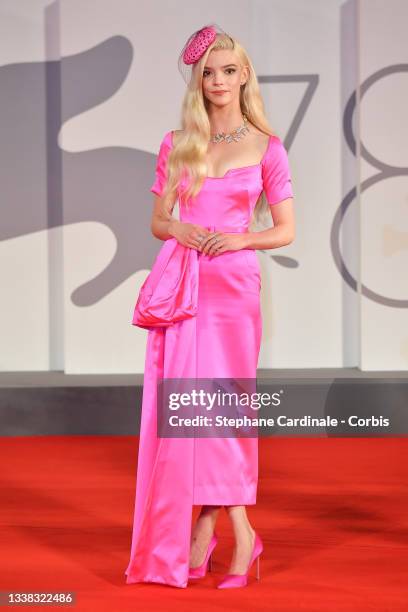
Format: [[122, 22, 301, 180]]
[[132, 238, 199, 330], [125, 318, 197, 587]]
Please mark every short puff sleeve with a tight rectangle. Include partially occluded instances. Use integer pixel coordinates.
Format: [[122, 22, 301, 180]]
[[150, 131, 173, 197], [261, 136, 294, 206]]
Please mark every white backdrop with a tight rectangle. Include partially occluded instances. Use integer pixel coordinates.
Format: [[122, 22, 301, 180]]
[[0, 0, 406, 373]]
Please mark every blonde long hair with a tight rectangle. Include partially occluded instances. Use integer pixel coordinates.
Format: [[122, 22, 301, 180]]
[[162, 32, 277, 226]]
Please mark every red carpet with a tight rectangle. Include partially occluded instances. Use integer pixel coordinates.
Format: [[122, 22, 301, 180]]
[[1, 436, 407, 611]]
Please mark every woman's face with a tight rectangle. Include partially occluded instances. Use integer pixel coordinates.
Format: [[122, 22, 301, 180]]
[[201, 49, 248, 107]]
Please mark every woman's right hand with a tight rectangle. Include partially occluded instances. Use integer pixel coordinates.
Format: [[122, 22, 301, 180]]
[[169, 220, 211, 250]]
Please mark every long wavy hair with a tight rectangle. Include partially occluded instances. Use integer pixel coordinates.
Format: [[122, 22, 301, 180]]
[[161, 32, 277, 227]]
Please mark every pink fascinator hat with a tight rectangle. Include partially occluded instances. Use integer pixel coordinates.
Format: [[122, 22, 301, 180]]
[[178, 23, 231, 84]]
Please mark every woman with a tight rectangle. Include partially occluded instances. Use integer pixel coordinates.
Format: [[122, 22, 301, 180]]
[[125, 23, 295, 589]]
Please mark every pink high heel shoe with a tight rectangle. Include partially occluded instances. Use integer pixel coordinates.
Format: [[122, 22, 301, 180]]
[[188, 533, 218, 579], [217, 532, 263, 589]]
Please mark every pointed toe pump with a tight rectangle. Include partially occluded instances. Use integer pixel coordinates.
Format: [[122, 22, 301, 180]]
[[188, 533, 218, 579], [217, 532, 263, 589]]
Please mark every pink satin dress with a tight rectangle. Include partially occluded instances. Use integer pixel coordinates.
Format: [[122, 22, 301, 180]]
[[125, 130, 293, 588]]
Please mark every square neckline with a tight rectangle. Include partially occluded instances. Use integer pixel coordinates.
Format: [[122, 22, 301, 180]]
[[170, 130, 273, 180]]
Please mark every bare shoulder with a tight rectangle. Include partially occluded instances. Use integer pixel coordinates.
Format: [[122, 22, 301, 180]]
[[253, 127, 271, 140], [248, 126, 273, 155]]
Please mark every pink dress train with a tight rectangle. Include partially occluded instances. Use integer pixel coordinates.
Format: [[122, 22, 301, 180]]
[[125, 130, 294, 587]]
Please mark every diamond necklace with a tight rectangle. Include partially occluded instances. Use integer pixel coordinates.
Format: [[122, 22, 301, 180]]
[[209, 114, 250, 144]]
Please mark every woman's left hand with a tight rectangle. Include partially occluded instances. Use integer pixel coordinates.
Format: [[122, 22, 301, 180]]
[[199, 232, 249, 256]]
